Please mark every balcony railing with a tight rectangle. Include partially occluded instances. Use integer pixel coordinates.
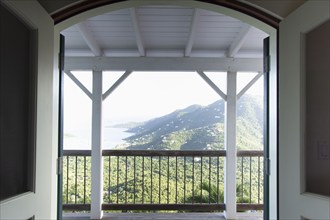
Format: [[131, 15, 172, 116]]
[[62, 150, 263, 212]]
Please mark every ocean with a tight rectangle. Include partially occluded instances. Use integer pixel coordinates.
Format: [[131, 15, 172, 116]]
[[63, 124, 133, 150]]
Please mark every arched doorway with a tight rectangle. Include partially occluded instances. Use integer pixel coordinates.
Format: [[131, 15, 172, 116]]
[[54, 1, 278, 219]]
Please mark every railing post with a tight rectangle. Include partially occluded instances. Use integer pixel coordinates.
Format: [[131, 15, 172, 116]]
[[224, 71, 237, 219], [91, 70, 103, 219]]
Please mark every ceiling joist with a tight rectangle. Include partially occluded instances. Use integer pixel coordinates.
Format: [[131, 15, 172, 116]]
[[130, 8, 145, 57], [185, 9, 200, 57], [226, 23, 252, 58], [76, 22, 103, 57]]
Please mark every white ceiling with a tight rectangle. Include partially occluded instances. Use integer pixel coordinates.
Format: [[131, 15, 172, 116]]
[[62, 5, 268, 59]]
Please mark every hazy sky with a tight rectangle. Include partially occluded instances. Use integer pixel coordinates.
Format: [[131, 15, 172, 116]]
[[63, 71, 263, 128]]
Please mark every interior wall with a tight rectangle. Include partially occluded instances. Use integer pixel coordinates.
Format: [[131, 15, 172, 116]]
[[305, 20, 329, 197], [0, 0, 57, 219], [279, 1, 330, 219]]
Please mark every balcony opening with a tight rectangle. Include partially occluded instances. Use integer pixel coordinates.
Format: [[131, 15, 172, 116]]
[[60, 4, 268, 220], [62, 70, 264, 218]]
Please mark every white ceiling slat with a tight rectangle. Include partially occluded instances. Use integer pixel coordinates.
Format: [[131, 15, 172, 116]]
[[141, 27, 191, 32], [130, 8, 145, 56], [143, 33, 189, 37], [199, 15, 240, 22], [89, 26, 134, 32], [140, 21, 191, 27], [103, 49, 140, 57], [226, 23, 252, 58], [185, 9, 200, 57], [76, 22, 103, 57], [86, 20, 133, 27], [138, 15, 192, 22], [197, 27, 242, 33], [137, 7, 193, 16]]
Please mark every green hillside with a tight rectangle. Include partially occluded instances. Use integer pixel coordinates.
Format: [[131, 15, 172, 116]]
[[119, 95, 263, 151]]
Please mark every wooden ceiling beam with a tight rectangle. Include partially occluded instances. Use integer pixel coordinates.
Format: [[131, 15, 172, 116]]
[[226, 23, 252, 58], [130, 8, 145, 57], [76, 22, 103, 56], [185, 9, 201, 57], [65, 57, 263, 72]]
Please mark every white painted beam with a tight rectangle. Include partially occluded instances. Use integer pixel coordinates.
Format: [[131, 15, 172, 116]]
[[237, 71, 263, 100], [227, 23, 252, 58], [91, 70, 103, 219], [185, 9, 200, 57], [197, 71, 227, 101], [65, 57, 263, 72], [130, 8, 145, 56], [146, 49, 184, 57], [76, 22, 103, 56], [224, 71, 237, 219], [65, 48, 263, 58], [102, 70, 133, 100], [64, 70, 92, 99]]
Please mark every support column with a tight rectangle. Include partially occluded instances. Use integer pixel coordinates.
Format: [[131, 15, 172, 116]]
[[91, 70, 103, 219], [224, 71, 237, 219]]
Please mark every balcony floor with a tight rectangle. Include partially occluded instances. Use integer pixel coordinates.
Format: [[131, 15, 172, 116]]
[[63, 212, 263, 220]]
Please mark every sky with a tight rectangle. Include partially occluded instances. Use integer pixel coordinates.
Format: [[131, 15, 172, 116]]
[[63, 71, 263, 128]]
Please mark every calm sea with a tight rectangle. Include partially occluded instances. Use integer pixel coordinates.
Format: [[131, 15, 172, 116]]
[[63, 124, 133, 150]]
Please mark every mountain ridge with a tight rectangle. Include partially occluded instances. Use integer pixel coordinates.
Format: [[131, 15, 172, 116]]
[[116, 95, 263, 151]]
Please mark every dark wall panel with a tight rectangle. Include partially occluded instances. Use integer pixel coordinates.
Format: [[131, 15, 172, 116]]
[[305, 20, 330, 197], [0, 4, 36, 201]]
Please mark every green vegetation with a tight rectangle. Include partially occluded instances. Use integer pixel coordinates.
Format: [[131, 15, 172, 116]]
[[123, 95, 262, 151]]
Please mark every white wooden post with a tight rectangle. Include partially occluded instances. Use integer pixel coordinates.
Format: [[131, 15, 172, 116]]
[[224, 71, 237, 219], [91, 70, 103, 219]]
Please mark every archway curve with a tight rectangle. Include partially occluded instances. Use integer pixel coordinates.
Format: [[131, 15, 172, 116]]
[[54, 0, 278, 35]]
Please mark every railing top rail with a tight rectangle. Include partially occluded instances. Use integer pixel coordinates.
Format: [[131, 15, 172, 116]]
[[63, 150, 91, 156], [63, 149, 263, 157], [102, 150, 227, 157], [237, 150, 264, 157]]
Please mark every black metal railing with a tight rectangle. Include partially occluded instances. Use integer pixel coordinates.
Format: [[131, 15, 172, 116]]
[[102, 150, 226, 211], [236, 151, 264, 211], [62, 150, 263, 212]]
